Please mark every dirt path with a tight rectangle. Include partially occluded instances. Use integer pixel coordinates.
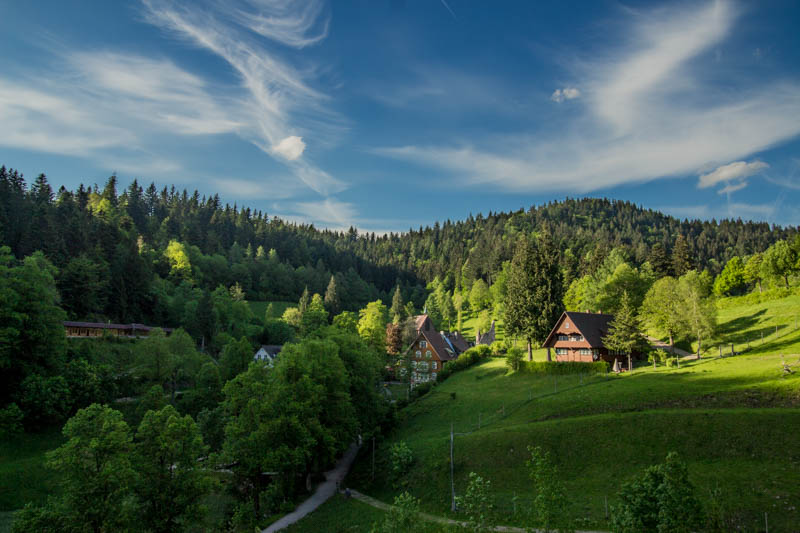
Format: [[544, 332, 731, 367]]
[[262, 443, 360, 533], [349, 489, 608, 533], [647, 336, 693, 358]]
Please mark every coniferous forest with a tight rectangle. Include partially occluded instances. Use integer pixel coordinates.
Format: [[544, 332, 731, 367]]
[[1, 166, 795, 328]]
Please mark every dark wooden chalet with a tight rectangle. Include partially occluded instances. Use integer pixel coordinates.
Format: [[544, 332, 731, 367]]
[[542, 311, 620, 363]]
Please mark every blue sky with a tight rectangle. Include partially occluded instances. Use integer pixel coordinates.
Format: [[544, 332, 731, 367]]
[[1, 0, 800, 232]]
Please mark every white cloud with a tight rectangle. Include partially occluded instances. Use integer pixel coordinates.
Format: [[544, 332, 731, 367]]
[[233, 0, 330, 48], [0, 1, 344, 197], [272, 135, 306, 160], [551, 87, 580, 103], [141, 0, 345, 195], [717, 181, 749, 195], [375, 1, 800, 194], [698, 160, 769, 188]]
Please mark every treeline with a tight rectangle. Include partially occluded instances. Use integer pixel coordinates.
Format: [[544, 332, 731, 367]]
[[1, 165, 796, 329]]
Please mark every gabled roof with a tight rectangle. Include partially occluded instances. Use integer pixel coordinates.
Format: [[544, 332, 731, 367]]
[[256, 345, 283, 357], [406, 328, 456, 361], [414, 314, 432, 332], [542, 311, 615, 348], [444, 331, 470, 354]]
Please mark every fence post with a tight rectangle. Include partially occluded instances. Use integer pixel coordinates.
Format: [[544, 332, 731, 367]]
[[761, 331, 764, 344], [478, 413, 481, 430], [730, 343, 734, 356], [718, 345, 722, 358], [450, 423, 456, 512]]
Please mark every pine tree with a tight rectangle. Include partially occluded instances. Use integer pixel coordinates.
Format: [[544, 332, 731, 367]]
[[648, 243, 671, 277], [390, 285, 405, 324], [505, 232, 563, 361], [603, 291, 648, 369], [324, 275, 341, 316], [671, 235, 692, 277], [298, 286, 310, 314]]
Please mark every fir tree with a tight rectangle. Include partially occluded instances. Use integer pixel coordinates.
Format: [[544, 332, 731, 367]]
[[603, 291, 648, 369], [390, 284, 405, 324], [505, 232, 564, 361], [298, 286, 311, 314], [324, 275, 341, 316], [648, 243, 671, 277], [671, 235, 692, 277]]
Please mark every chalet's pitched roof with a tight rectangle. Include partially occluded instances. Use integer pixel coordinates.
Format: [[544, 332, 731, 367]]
[[257, 345, 283, 357], [444, 331, 470, 354], [543, 311, 615, 348], [414, 314, 431, 332], [406, 328, 457, 361]]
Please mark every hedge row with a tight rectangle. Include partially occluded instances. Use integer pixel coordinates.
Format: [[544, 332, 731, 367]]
[[518, 360, 609, 375], [436, 344, 493, 383]]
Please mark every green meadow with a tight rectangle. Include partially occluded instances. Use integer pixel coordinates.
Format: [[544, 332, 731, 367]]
[[342, 292, 800, 532]]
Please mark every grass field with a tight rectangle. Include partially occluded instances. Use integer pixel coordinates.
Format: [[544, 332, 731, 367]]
[[0, 429, 63, 513], [344, 292, 800, 531], [284, 494, 387, 533], [247, 300, 295, 320]]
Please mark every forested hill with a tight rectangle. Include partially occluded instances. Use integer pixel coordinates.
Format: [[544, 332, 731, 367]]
[[0, 165, 795, 326]]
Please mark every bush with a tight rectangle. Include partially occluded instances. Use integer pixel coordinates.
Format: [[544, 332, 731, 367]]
[[648, 349, 669, 368], [0, 403, 24, 438], [518, 360, 608, 375], [410, 382, 433, 400], [505, 347, 524, 372], [612, 452, 704, 532], [489, 340, 509, 357], [389, 441, 413, 482]]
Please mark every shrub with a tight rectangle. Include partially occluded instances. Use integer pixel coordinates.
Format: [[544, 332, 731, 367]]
[[0, 403, 24, 438], [505, 347, 524, 372], [389, 441, 413, 482], [410, 382, 432, 400], [518, 361, 608, 375], [489, 340, 509, 357], [648, 349, 669, 368], [611, 452, 704, 533]]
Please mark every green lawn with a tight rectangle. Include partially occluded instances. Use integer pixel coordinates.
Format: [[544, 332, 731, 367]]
[[284, 494, 387, 533], [247, 300, 295, 321], [708, 291, 800, 357], [348, 301, 800, 533], [0, 429, 64, 513]]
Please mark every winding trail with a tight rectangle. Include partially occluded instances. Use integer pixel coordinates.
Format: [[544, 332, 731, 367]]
[[262, 443, 360, 533]]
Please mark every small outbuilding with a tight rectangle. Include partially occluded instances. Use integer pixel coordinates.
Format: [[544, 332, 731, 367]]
[[254, 345, 282, 366]]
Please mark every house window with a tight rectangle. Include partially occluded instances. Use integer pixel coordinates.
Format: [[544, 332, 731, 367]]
[[555, 348, 568, 355], [579, 348, 591, 355], [399, 368, 407, 376], [426, 350, 432, 359], [420, 340, 427, 348], [411, 361, 417, 369], [571, 335, 584, 341], [431, 372, 437, 380], [417, 361, 429, 372], [416, 350, 422, 357], [565, 322, 569, 328], [432, 361, 438, 370], [558, 334, 569, 341]]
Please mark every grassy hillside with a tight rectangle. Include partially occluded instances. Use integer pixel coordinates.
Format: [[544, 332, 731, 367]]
[[346, 294, 800, 531], [247, 300, 295, 321]]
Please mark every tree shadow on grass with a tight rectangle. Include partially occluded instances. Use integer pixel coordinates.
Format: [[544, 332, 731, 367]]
[[716, 309, 766, 343]]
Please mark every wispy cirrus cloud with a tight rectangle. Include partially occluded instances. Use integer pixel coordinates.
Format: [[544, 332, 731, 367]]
[[375, 1, 800, 194], [141, 0, 346, 195], [0, 0, 344, 197]]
